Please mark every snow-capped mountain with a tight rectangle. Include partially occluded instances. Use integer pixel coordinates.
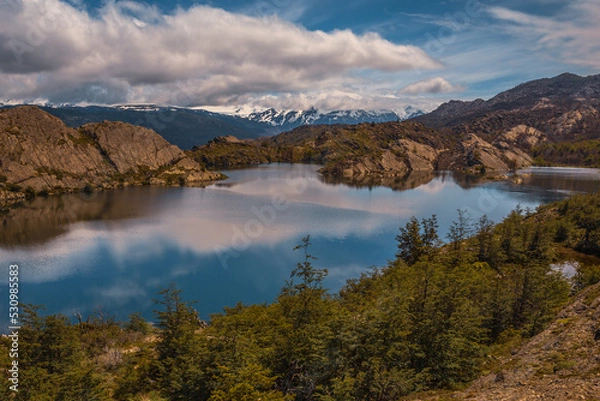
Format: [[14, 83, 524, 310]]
[[245, 106, 424, 130]]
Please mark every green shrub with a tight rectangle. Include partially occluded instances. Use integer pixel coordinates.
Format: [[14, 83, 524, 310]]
[[573, 264, 600, 289]]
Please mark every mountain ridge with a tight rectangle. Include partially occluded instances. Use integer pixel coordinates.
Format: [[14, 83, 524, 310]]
[[246, 106, 424, 128], [414, 72, 600, 141]]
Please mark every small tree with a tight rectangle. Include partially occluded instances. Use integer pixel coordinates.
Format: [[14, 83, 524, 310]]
[[396, 215, 441, 265], [447, 209, 473, 266], [153, 285, 207, 401], [284, 235, 328, 297], [277, 236, 332, 400]]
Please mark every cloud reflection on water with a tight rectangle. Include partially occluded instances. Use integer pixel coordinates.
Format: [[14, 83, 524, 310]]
[[0, 164, 597, 325]]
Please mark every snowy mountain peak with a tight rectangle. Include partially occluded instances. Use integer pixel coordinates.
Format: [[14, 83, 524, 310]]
[[244, 106, 424, 129]]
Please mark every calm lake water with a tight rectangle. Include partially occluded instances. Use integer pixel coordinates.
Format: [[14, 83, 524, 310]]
[[1, 164, 599, 328]]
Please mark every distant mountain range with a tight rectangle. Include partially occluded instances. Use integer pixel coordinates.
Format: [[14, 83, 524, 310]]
[[245, 106, 424, 128], [0, 103, 424, 149]]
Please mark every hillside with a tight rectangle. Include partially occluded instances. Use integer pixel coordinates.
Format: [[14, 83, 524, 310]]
[[411, 282, 600, 401], [189, 121, 536, 185], [414, 73, 600, 167], [0, 106, 222, 205], [414, 73, 600, 140]]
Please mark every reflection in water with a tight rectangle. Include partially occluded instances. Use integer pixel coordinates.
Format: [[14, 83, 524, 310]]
[[319, 170, 435, 191], [0, 187, 171, 247], [0, 164, 598, 329], [518, 167, 600, 194]]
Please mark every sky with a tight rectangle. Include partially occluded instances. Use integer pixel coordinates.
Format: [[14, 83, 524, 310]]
[[0, 0, 598, 113]]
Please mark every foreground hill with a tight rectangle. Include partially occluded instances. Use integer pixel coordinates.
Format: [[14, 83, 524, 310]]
[[0, 106, 221, 204], [412, 282, 600, 401]]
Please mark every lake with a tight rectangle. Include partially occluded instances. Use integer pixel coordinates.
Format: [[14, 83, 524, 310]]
[[1, 164, 599, 328]]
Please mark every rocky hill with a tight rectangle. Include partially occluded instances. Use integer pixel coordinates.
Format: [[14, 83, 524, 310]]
[[412, 73, 600, 169], [415, 73, 600, 142], [190, 120, 535, 186], [0, 106, 222, 205]]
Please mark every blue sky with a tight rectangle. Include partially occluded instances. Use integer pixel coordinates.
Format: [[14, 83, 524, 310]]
[[0, 0, 598, 112]]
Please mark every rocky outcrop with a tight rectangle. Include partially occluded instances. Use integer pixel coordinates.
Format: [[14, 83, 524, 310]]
[[397, 138, 442, 171], [80, 121, 186, 173], [493, 125, 544, 151], [191, 120, 537, 184], [0, 106, 112, 191], [415, 73, 600, 137], [0, 106, 222, 204], [437, 133, 533, 173], [321, 150, 410, 179], [320, 138, 443, 179]]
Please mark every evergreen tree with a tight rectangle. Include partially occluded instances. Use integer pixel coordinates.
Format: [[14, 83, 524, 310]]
[[153, 284, 208, 401], [396, 215, 441, 265]]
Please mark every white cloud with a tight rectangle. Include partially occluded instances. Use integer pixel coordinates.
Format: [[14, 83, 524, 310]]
[[399, 77, 464, 95], [233, 89, 443, 113], [489, 0, 600, 69], [0, 0, 441, 107]]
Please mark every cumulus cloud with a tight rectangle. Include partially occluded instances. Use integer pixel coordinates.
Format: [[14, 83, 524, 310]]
[[489, 0, 600, 69], [398, 77, 464, 95], [0, 0, 441, 107]]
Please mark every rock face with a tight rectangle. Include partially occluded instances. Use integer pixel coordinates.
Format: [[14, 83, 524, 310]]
[[438, 133, 533, 173], [80, 121, 186, 173], [0, 106, 221, 204], [321, 138, 443, 179]]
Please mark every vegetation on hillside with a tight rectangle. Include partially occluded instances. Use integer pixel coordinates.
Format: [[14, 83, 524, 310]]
[[533, 139, 600, 168], [189, 122, 448, 172], [1, 193, 600, 401]]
